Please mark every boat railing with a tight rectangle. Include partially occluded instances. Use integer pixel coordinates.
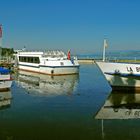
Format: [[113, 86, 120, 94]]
[[72, 56, 78, 60], [106, 57, 140, 63], [43, 50, 67, 58]]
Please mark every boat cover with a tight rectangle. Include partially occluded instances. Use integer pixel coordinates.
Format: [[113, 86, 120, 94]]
[[0, 67, 10, 74]]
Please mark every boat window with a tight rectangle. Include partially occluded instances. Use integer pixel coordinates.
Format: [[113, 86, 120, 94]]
[[34, 57, 40, 63], [19, 56, 40, 64], [60, 62, 64, 66]]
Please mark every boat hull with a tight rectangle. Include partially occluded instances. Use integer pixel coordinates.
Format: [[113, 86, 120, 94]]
[[18, 64, 79, 75], [96, 61, 140, 91]]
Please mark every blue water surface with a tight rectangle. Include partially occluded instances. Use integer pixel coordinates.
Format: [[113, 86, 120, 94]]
[[1, 64, 139, 140]]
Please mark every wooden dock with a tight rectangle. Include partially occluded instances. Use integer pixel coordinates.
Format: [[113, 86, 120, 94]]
[[78, 59, 95, 64]]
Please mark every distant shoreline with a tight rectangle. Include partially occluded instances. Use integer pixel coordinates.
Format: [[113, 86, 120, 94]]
[[78, 58, 140, 64]]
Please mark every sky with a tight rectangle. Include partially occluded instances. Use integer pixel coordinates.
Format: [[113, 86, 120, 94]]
[[0, 0, 140, 54]]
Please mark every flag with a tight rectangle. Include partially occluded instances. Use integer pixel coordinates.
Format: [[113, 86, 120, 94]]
[[67, 50, 71, 60], [104, 39, 108, 48], [0, 25, 2, 38]]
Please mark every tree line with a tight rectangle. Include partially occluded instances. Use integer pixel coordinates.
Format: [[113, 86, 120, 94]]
[[0, 47, 14, 57]]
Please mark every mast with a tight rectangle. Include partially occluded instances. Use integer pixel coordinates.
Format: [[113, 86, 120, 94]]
[[102, 39, 108, 62]]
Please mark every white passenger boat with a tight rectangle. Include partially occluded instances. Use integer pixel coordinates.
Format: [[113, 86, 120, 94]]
[[96, 39, 140, 91], [0, 67, 13, 91], [15, 50, 79, 75]]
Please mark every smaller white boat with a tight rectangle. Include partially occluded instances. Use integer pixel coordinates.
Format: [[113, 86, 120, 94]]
[[0, 67, 13, 91], [0, 26, 13, 90]]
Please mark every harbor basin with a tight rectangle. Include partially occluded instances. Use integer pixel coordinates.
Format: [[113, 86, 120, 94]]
[[0, 64, 140, 140]]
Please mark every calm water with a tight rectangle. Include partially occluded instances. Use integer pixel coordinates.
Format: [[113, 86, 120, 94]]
[[1, 64, 140, 140]]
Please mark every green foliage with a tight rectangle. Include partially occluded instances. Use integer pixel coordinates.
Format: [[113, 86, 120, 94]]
[[1, 47, 14, 57]]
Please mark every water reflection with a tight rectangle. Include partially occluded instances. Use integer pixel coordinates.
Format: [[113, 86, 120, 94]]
[[95, 91, 140, 119], [15, 70, 79, 96], [0, 91, 12, 110]]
